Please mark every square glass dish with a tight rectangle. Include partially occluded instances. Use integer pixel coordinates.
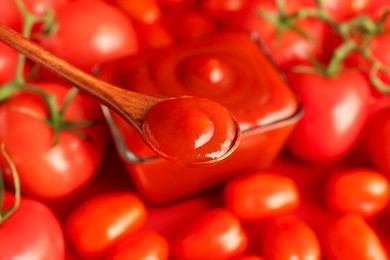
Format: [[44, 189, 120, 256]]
[[97, 32, 301, 204]]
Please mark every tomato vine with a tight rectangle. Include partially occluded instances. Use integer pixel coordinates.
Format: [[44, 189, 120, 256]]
[[0, 0, 95, 145], [259, 0, 390, 94]]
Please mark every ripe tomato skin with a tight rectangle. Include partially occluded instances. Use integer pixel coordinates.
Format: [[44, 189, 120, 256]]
[[0, 0, 69, 32], [0, 42, 21, 84], [39, 0, 138, 72], [172, 208, 248, 260], [365, 108, 390, 176], [323, 214, 388, 260], [223, 171, 300, 221], [0, 82, 108, 199], [261, 216, 321, 260], [230, 0, 326, 70], [0, 192, 65, 260], [107, 230, 169, 260], [326, 168, 390, 217], [111, 0, 161, 24], [66, 192, 147, 259], [286, 70, 371, 164]]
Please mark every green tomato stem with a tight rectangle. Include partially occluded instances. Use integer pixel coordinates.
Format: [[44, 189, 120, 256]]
[[0, 144, 21, 224]]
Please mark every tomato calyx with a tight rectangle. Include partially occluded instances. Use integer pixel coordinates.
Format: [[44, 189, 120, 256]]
[[0, 144, 21, 224]]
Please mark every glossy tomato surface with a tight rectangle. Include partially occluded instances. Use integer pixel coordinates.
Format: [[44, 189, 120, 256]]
[[326, 168, 390, 217], [0, 193, 65, 260], [0, 82, 108, 199], [261, 215, 321, 260], [39, 0, 138, 71], [224, 171, 300, 221], [65, 192, 147, 259], [172, 208, 248, 260]]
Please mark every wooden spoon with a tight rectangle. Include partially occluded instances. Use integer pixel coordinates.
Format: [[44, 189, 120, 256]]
[[0, 24, 241, 166]]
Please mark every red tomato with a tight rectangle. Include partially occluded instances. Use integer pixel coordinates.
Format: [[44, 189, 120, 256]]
[[261, 216, 321, 260], [223, 171, 300, 221], [0, 0, 68, 32], [230, 0, 326, 70], [107, 230, 169, 260], [172, 208, 248, 260], [39, 0, 138, 72], [286, 70, 371, 164], [111, 0, 161, 24], [142, 97, 239, 166], [0, 82, 108, 199], [0, 192, 65, 259], [66, 192, 147, 259], [323, 214, 388, 260], [326, 168, 390, 217], [366, 108, 390, 176], [0, 42, 21, 84]]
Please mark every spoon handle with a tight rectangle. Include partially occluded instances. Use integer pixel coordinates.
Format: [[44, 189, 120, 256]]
[[0, 23, 157, 132]]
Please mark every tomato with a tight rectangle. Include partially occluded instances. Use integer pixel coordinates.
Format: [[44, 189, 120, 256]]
[[142, 97, 239, 166], [172, 208, 248, 260], [0, 192, 65, 260], [0, 0, 69, 32], [223, 171, 300, 221], [39, 0, 138, 72], [66, 192, 147, 259], [0, 42, 21, 84], [261, 216, 321, 260], [0, 82, 108, 199], [111, 0, 161, 24], [323, 214, 388, 260], [286, 70, 371, 164], [326, 168, 390, 217], [107, 230, 169, 260], [365, 108, 390, 176], [230, 0, 327, 70]]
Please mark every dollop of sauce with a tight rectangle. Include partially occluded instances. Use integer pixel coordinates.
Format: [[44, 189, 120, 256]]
[[142, 97, 240, 166]]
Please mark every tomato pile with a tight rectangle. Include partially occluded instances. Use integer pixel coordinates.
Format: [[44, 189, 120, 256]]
[[1, 0, 390, 259]]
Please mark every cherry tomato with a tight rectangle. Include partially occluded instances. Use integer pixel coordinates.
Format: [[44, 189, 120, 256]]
[[286, 70, 371, 163], [0, 192, 65, 260], [0, 0, 68, 32], [261, 216, 321, 260], [0, 82, 108, 199], [111, 0, 161, 24], [366, 108, 390, 176], [223, 171, 300, 221], [172, 208, 248, 260], [66, 192, 147, 259], [323, 214, 388, 260], [107, 230, 169, 260], [142, 97, 239, 166], [230, 0, 326, 70], [39, 0, 138, 72], [326, 168, 390, 217], [0, 42, 22, 84]]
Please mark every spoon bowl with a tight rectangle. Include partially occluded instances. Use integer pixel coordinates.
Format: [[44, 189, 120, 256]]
[[0, 24, 241, 166]]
